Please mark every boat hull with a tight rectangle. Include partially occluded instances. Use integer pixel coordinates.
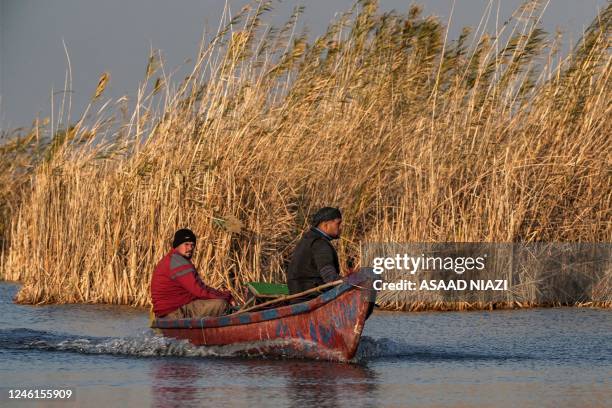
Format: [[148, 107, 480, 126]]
[[152, 270, 375, 362]]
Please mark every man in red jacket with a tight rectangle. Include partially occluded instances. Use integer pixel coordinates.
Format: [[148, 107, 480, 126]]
[[151, 228, 233, 318]]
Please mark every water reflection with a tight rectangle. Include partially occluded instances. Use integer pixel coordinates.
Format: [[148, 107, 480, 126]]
[[149, 358, 378, 408], [150, 360, 204, 408], [280, 360, 378, 408]]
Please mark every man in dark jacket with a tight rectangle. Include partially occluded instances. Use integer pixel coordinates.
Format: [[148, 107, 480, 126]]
[[151, 228, 233, 318], [287, 207, 343, 294]]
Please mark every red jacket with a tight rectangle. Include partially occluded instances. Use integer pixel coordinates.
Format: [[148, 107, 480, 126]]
[[151, 249, 230, 317]]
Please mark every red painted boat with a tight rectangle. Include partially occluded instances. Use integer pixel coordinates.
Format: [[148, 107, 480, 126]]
[[151, 269, 376, 362]]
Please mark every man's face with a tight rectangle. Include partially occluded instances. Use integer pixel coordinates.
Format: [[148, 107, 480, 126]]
[[175, 241, 195, 259], [320, 218, 342, 239]]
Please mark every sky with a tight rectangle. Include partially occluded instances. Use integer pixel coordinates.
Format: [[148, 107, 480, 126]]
[[0, 0, 607, 131]]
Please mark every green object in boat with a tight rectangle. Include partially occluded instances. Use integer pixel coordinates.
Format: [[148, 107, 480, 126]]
[[247, 281, 289, 298]]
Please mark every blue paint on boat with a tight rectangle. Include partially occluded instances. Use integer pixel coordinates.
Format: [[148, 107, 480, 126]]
[[291, 303, 310, 314], [331, 313, 343, 328], [321, 287, 339, 302], [276, 321, 289, 337], [217, 316, 231, 326], [344, 297, 358, 321], [319, 325, 333, 345], [309, 321, 318, 343], [261, 309, 279, 320]]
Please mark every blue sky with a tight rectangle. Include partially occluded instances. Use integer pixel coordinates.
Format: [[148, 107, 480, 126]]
[[0, 0, 607, 130]]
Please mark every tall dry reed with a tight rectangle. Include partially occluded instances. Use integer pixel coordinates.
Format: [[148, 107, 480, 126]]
[[1, 1, 610, 309]]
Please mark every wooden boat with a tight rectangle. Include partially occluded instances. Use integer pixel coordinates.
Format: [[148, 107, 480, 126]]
[[151, 268, 376, 362]]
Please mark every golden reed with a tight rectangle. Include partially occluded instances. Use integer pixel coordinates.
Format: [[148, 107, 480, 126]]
[[0, 1, 610, 310]]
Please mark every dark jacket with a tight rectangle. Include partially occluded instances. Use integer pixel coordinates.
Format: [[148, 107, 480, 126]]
[[287, 228, 340, 294]]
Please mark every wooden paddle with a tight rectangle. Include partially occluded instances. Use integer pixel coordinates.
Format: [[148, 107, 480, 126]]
[[228, 279, 344, 316]]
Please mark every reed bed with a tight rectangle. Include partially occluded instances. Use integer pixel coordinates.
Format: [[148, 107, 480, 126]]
[[0, 1, 610, 310]]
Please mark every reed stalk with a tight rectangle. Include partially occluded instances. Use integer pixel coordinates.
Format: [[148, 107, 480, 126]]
[[0, 1, 610, 310]]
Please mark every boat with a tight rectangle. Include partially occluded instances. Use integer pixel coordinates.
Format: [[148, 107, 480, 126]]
[[150, 268, 376, 362]]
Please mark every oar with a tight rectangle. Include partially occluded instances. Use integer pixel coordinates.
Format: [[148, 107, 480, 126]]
[[228, 279, 344, 316]]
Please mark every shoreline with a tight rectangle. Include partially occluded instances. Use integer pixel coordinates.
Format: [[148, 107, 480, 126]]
[[2, 279, 609, 312]]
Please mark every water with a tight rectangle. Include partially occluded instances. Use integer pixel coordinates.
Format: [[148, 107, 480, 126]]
[[1, 282, 610, 407]]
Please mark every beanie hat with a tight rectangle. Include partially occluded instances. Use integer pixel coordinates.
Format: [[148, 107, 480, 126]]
[[172, 228, 197, 248], [310, 207, 342, 227]]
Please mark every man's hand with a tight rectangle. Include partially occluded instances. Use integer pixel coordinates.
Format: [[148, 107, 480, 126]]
[[222, 290, 235, 305], [343, 256, 360, 276]]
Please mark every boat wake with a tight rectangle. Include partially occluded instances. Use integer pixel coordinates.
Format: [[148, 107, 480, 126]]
[[1, 329, 529, 362], [355, 336, 531, 362], [0, 328, 325, 359]]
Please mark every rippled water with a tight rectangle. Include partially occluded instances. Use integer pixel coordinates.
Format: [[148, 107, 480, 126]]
[[1, 282, 610, 407]]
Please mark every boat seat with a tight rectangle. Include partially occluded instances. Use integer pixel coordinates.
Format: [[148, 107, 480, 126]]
[[246, 281, 289, 299], [237, 282, 289, 312]]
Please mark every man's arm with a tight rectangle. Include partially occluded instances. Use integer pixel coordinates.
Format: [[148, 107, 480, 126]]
[[311, 239, 340, 283], [169, 254, 230, 300]]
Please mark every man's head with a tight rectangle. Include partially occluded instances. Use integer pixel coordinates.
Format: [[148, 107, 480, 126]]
[[311, 207, 342, 239], [172, 228, 196, 259]]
